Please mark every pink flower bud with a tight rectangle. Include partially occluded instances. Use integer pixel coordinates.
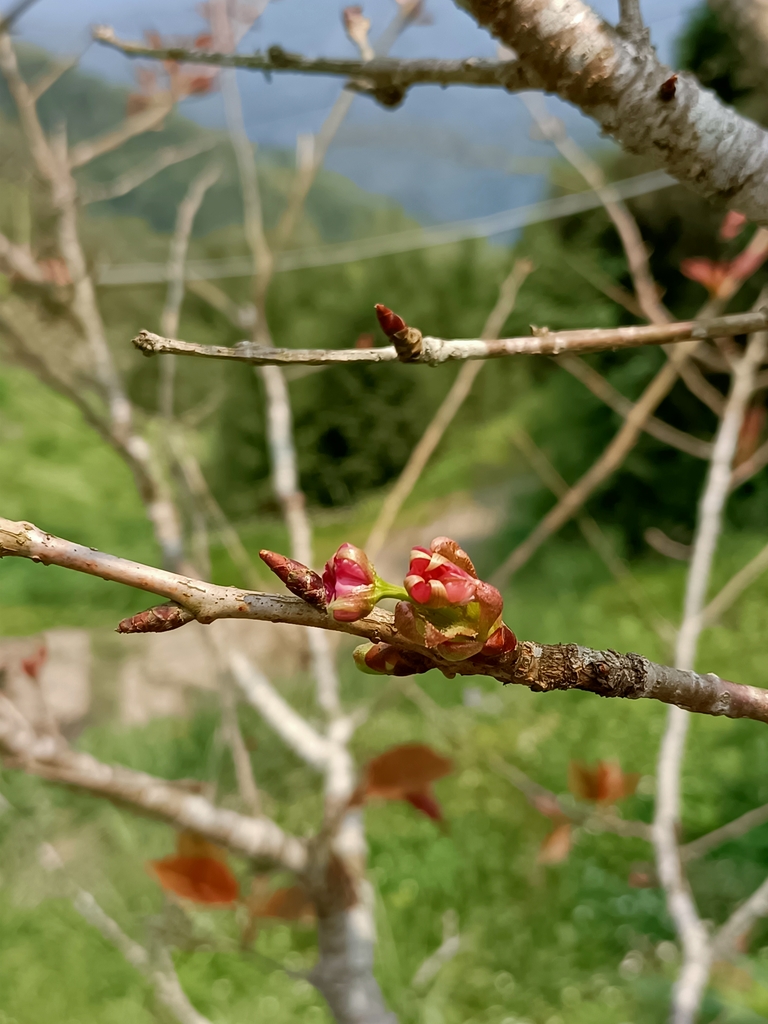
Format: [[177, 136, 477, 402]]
[[323, 542, 376, 621], [375, 304, 407, 337]]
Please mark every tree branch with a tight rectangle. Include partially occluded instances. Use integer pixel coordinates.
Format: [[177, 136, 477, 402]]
[[131, 308, 768, 368], [556, 353, 713, 460], [365, 258, 532, 559], [92, 27, 531, 108], [79, 139, 218, 205], [229, 651, 332, 771], [683, 801, 768, 862], [457, 0, 768, 221], [4, 516, 768, 724], [654, 328, 767, 1023], [0, 695, 307, 871], [68, 93, 175, 170]]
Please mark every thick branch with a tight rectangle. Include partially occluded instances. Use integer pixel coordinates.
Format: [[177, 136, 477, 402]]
[[3, 517, 768, 725], [458, 0, 768, 222], [132, 309, 768, 367], [0, 695, 306, 871]]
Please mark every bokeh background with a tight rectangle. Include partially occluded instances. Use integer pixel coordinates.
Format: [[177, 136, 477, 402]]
[[4, 1, 768, 1022]]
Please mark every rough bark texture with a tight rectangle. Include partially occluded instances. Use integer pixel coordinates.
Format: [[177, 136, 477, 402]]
[[3, 516, 768, 727], [457, 0, 768, 221]]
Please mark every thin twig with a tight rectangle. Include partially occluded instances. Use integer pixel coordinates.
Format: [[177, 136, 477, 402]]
[[92, 26, 532, 104], [556, 353, 713, 460], [512, 428, 676, 647], [159, 161, 221, 419], [522, 93, 668, 325], [132, 309, 768, 367], [654, 327, 767, 1024], [80, 139, 218, 205], [683, 802, 768, 862], [366, 258, 532, 559], [701, 542, 768, 627]]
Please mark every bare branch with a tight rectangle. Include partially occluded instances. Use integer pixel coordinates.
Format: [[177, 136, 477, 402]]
[[730, 437, 768, 489], [0, 229, 47, 283], [159, 161, 221, 419], [458, 0, 768, 221], [366, 258, 532, 559], [654, 328, 767, 1023], [132, 308, 768, 368], [39, 845, 213, 1024], [493, 343, 695, 584], [617, 0, 646, 40], [701, 541, 768, 627], [556, 353, 713, 460], [683, 802, 768, 862], [29, 55, 78, 102], [0, 0, 39, 34], [512, 428, 676, 646], [0, 695, 306, 870], [678, 360, 726, 417], [4, 517, 768, 724], [522, 93, 668, 325], [68, 93, 175, 170], [712, 875, 768, 960], [80, 139, 218, 205], [92, 27, 531, 107], [229, 651, 332, 771]]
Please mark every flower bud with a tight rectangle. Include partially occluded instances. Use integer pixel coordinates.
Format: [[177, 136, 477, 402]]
[[259, 549, 326, 608], [323, 543, 406, 622], [374, 304, 407, 337]]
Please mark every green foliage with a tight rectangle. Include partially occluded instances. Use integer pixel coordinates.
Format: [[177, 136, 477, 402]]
[[6, 536, 768, 1023]]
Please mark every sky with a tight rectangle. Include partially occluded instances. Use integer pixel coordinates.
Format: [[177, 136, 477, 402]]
[[7, 0, 702, 225]]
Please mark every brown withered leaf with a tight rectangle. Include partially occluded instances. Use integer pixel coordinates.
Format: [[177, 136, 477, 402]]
[[250, 884, 315, 922], [147, 855, 239, 905], [176, 830, 227, 862], [568, 760, 639, 804], [365, 744, 453, 800], [537, 822, 572, 865]]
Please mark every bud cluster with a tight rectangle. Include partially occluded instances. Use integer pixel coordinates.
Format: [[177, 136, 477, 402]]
[[261, 535, 517, 677]]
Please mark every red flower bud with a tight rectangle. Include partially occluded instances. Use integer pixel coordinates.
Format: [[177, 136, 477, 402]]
[[259, 550, 326, 609], [375, 304, 407, 337]]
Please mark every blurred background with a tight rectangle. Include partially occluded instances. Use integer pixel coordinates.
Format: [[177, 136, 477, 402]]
[[4, 0, 768, 1022]]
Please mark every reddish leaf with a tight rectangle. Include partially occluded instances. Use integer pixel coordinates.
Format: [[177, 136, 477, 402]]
[[355, 332, 375, 349], [250, 884, 315, 921], [720, 210, 747, 241], [680, 257, 731, 295], [184, 75, 214, 95], [404, 790, 443, 821], [147, 855, 239, 905], [364, 744, 452, 800], [21, 645, 47, 680], [176, 830, 227, 862], [193, 33, 214, 49], [537, 822, 572, 865], [568, 760, 638, 804]]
